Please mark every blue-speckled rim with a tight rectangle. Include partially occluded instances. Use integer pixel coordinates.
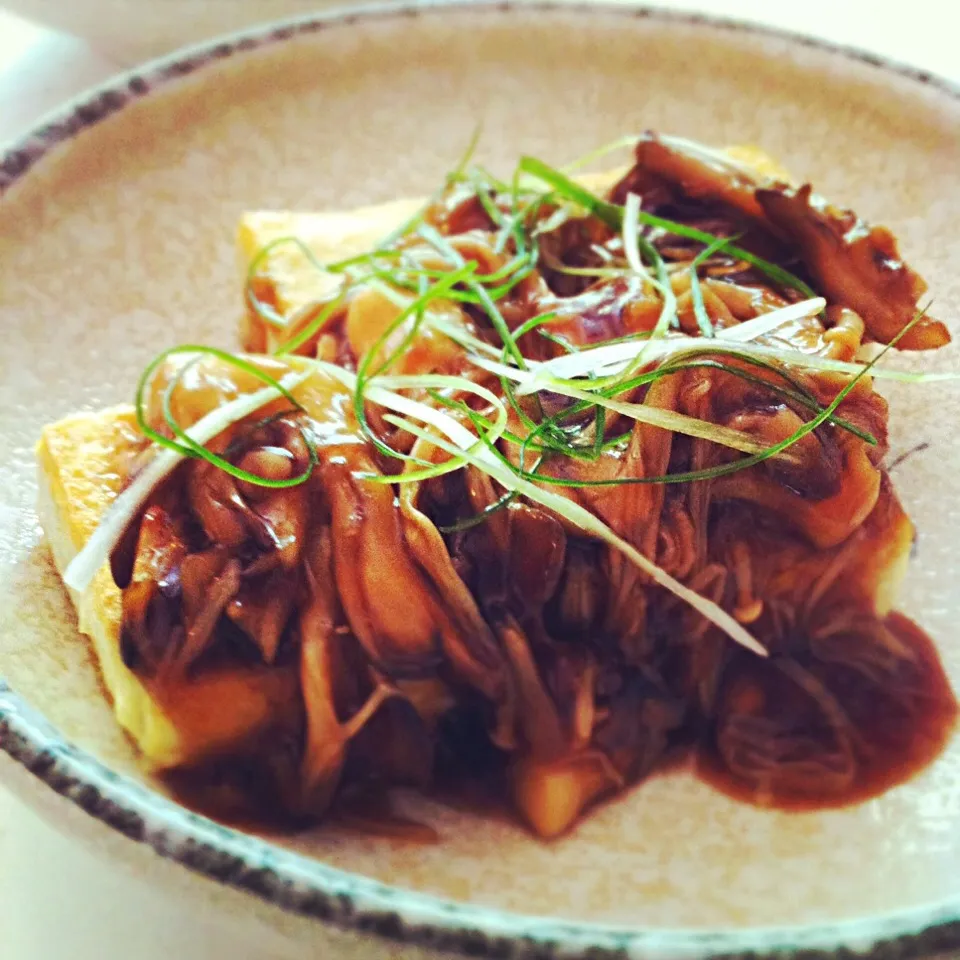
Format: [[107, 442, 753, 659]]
[[1, 3, 959, 958]]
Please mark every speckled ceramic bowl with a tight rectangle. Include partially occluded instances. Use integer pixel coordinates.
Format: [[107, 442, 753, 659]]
[[1, 3, 959, 958]]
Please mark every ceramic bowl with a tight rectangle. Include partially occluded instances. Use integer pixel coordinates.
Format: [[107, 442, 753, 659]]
[[1, 4, 959, 958]]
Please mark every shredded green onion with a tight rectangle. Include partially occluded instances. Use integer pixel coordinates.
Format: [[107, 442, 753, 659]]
[[136, 345, 302, 454], [514, 298, 828, 393], [416, 223, 526, 368], [274, 293, 347, 357], [621, 191, 677, 379], [518, 156, 818, 299], [438, 488, 518, 533], [244, 236, 333, 329], [160, 379, 318, 490], [491, 308, 928, 490], [381, 408, 767, 656], [349, 264, 484, 466], [135, 346, 318, 488], [524, 378, 800, 460], [561, 135, 637, 173], [688, 234, 737, 338], [512, 311, 561, 341]]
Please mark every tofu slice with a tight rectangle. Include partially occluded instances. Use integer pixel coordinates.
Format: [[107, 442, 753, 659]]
[[236, 170, 629, 351], [36, 407, 299, 771]]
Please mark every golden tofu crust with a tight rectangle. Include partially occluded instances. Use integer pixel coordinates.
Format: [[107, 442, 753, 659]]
[[37, 408, 298, 771]]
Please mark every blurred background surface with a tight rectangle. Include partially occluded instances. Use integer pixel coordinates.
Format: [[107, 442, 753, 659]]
[[1, 0, 958, 74]]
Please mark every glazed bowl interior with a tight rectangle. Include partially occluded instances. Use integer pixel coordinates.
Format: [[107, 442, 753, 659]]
[[0, 3, 959, 955]]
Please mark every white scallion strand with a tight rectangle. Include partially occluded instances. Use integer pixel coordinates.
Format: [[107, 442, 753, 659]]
[[63, 371, 310, 594], [383, 410, 768, 657]]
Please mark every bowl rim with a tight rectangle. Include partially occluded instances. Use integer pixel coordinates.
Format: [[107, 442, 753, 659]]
[[1, 3, 959, 957]]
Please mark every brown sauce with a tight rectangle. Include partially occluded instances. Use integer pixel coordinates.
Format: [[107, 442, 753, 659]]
[[162, 763, 306, 838], [164, 612, 957, 839], [696, 613, 958, 811]]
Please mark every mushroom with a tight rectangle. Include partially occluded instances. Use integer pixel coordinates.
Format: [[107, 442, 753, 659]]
[[298, 527, 434, 814], [321, 448, 457, 678], [633, 131, 772, 223], [120, 505, 188, 676], [120, 509, 243, 679], [621, 132, 948, 349], [397, 442, 510, 702], [756, 185, 949, 349], [178, 548, 242, 672], [227, 570, 298, 665]]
